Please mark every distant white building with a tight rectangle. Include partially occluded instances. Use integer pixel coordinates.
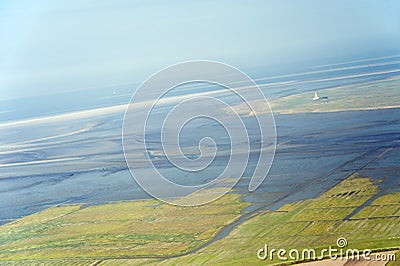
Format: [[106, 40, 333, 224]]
[[313, 90, 320, 101]]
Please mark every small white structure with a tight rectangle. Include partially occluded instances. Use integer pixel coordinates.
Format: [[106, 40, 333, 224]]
[[313, 90, 320, 101]]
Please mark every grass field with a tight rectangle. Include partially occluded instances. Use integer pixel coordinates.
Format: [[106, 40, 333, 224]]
[[154, 174, 399, 265], [226, 77, 400, 116], [0, 191, 249, 263], [0, 174, 398, 265], [270, 77, 400, 114]]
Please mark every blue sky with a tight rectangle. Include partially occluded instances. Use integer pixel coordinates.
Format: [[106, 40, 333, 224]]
[[0, 0, 399, 99]]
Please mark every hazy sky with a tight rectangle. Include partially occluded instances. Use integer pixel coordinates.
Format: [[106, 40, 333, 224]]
[[1, 0, 399, 98]]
